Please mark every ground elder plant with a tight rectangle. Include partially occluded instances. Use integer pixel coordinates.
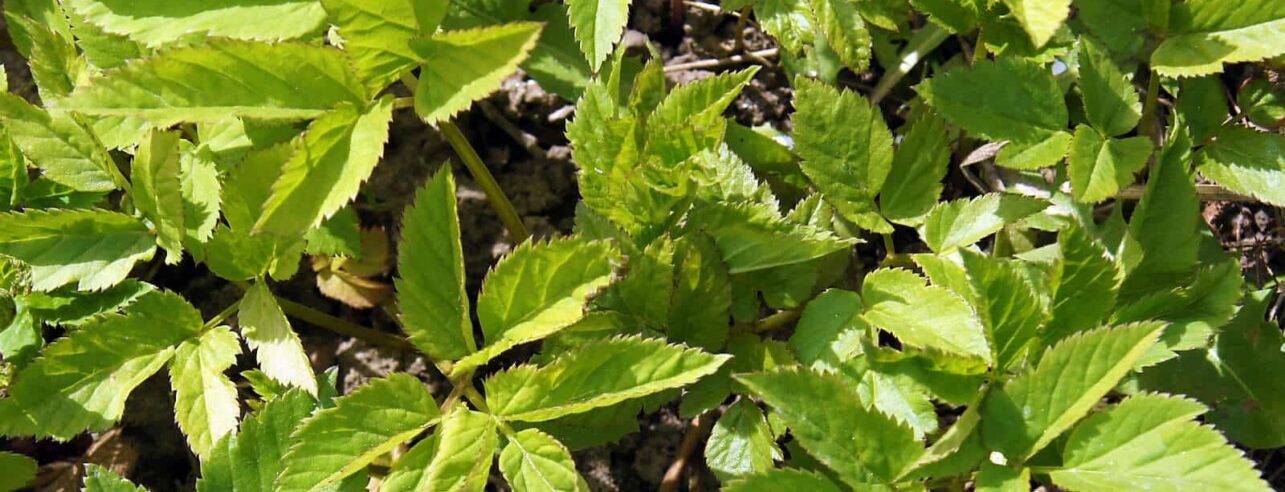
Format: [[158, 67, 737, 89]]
[[0, 0, 1282, 491]]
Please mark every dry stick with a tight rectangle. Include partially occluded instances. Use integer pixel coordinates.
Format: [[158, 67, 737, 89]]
[[870, 23, 949, 104], [478, 100, 548, 160], [659, 412, 719, 492], [400, 73, 531, 243], [1116, 183, 1255, 202], [664, 48, 779, 72]]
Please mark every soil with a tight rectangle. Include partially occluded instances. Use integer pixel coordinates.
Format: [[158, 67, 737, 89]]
[[1, 1, 1283, 491]]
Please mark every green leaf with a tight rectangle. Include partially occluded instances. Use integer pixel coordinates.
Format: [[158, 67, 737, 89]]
[[757, 0, 816, 54], [608, 237, 674, 329], [696, 201, 855, 274], [1050, 394, 1271, 492], [1138, 290, 1285, 449], [862, 268, 991, 364], [981, 322, 1165, 462], [646, 69, 758, 167], [322, 0, 443, 91], [499, 428, 584, 492], [83, 464, 146, 492], [1078, 36, 1142, 137], [1196, 127, 1285, 207], [239, 283, 317, 396], [668, 234, 732, 351], [304, 207, 362, 257], [811, 0, 871, 72], [452, 237, 614, 376], [0, 92, 120, 192], [723, 469, 842, 492], [0, 291, 200, 439], [975, 463, 1029, 492], [65, 8, 152, 71], [254, 97, 395, 237], [199, 389, 317, 492], [958, 251, 1044, 371], [1151, 0, 1285, 77], [132, 130, 186, 262], [278, 373, 439, 491], [910, 0, 980, 34], [918, 58, 1067, 143], [565, 0, 630, 70], [1122, 129, 1199, 288], [1043, 220, 1122, 343], [788, 288, 865, 371], [880, 114, 950, 225], [64, 40, 368, 126], [1000, 0, 1070, 48], [3, 0, 84, 99], [1116, 259, 1242, 367], [0, 451, 37, 492], [170, 326, 242, 458], [1073, 0, 1146, 57], [705, 399, 779, 480], [485, 336, 729, 422], [1177, 76, 1229, 142], [994, 130, 1072, 170], [63, 0, 326, 47], [793, 78, 894, 232], [383, 408, 498, 492], [395, 167, 474, 362], [0, 209, 155, 291], [1067, 126, 1152, 203], [180, 144, 222, 245], [23, 280, 153, 327], [737, 367, 923, 488], [918, 193, 1047, 253], [412, 23, 543, 124]]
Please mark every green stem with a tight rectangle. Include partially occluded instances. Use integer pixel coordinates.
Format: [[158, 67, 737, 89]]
[[399, 72, 531, 242], [392, 96, 414, 109], [736, 309, 801, 334], [202, 300, 241, 331], [439, 121, 531, 242], [870, 23, 949, 104], [1140, 69, 1162, 145], [231, 279, 414, 350]]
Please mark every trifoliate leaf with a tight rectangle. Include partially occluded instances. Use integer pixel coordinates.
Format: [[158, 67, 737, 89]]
[[322, 0, 444, 91], [862, 268, 992, 365], [0, 209, 155, 292], [1151, 0, 1285, 77], [239, 283, 317, 396], [918, 193, 1048, 253], [382, 408, 498, 492], [981, 322, 1165, 462], [958, 251, 1044, 371], [63, 0, 326, 47], [0, 451, 37, 492], [395, 167, 474, 363], [485, 336, 730, 422], [64, 40, 368, 126], [1050, 394, 1271, 492], [880, 114, 950, 225], [565, 0, 630, 71], [1067, 126, 1152, 203], [83, 464, 146, 492], [1042, 220, 1121, 343], [1000, 0, 1069, 48], [994, 130, 1072, 170], [793, 78, 894, 232], [918, 58, 1067, 143], [452, 237, 614, 377], [132, 130, 186, 263], [0, 291, 199, 439], [254, 97, 394, 238], [705, 399, 779, 480], [412, 23, 542, 124], [811, 0, 871, 72], [199, 389, 317, 492], [0, 92, 119, 192], [278, 373, 439, 491], [499, 428, 584, 492], [1196, 127, 1285, 207], [737, 367, 923, 488], [722, 468, 842, 492], [1139, 290, 1285, 449], [668, 234, 732, 351], [1078, 36, 1142, 137], [170, 326, 242, 458]]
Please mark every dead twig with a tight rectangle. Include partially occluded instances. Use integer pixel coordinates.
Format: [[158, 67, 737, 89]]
[[478, 100, 547, 160], [664, 48, 779, 72], [1116, 184, 1255, 202], [659, 412, 719, 492]]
